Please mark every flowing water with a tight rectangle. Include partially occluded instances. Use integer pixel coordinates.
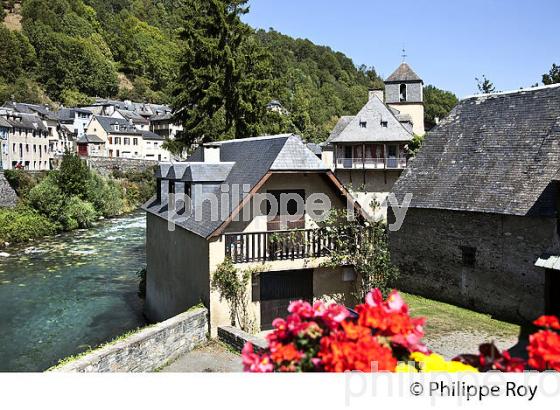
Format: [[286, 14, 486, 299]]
[[0, 212, 147, 372]]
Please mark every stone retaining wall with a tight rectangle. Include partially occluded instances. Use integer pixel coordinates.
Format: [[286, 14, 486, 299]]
[[0, 172, 18, 208], [85, 157, 158, 177], [50, 307, 208, 372], [217, 326, 267, 353]]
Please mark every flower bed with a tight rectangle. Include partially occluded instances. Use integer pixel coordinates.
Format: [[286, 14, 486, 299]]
[[242, 289, 560, 372]]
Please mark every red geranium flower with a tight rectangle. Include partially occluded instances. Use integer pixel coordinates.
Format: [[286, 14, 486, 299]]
[[528, 330, 560, 371], [534, 315, 560, 330]]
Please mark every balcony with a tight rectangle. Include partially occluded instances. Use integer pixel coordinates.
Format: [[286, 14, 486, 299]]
[[335, 157, 407, 170], [224, 228, 335, 264]]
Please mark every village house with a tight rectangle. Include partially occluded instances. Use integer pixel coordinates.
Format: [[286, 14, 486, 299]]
[[389, 84, 560, 323], [143, 134, 363, 334], [321, 62, 424, 218], [83, 115, 170, 161], [0, 108, 50, 170], [149, 113, 183, 140]]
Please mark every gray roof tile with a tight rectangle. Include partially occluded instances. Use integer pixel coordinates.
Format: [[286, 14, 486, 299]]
[[392, 84, 560, 216]]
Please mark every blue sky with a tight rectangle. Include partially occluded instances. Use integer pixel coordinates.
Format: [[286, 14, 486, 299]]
[[244, 0, 560, 97]]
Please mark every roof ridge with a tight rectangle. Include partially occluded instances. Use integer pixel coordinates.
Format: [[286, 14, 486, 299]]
[[462, 82, 560, 100]]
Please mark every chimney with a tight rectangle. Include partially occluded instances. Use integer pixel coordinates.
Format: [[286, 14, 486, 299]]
[[368, 88, 384, 102], [203, 143, 221, 163]]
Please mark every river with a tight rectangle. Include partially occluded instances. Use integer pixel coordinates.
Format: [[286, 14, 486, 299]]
[[0, 211, 147, 372]]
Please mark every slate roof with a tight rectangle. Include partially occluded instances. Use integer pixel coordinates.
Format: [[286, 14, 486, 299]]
[[385, 62, 422, 83], [77, 134, 105, 144], [392, 84, 560, 217], [116, 109, 150, 125], [328, 95, 413, 143], [141, 130, 165, 140], [0, 116, 12, 128], [6, 113, 47, 131], [144, 134, 330, 238], [323, 116, 354, 147], [94, 116, 140, 135]]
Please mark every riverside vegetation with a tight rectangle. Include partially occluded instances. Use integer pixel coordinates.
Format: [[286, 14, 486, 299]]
[[0, 151, 155, 245]]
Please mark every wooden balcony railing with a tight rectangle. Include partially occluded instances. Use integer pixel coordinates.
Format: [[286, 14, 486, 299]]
[[335, 157, 407, 170], [224, 228, 335, 264]]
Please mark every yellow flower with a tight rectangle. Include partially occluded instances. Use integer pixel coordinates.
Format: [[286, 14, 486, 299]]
[[410, 352, 478, 373], [395, 362, 418, 373]]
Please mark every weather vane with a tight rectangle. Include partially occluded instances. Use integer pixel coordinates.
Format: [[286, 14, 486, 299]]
[[401, 47, 407, 63]]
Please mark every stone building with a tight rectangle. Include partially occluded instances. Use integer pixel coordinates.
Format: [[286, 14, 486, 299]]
[[389, 84, 560, 323], [321, 62, 424, 218], [143, 134, 363, 334]]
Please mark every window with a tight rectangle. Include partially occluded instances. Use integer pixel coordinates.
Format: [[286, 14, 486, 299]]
[[381, 121, 388, 128], [265, 189, 305, 230], [115, 137, 121, 144], [359, 121, 367, 128], [461, 246, 476, 267], [399, 84, 407, 102], [133, 138, 138, 146], [108, 137, 113, 144], [124, 137, 130, 145]]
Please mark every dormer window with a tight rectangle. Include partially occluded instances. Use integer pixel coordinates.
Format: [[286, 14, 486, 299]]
[[359, 121, 367, 128], [399, 84, 407, 102]]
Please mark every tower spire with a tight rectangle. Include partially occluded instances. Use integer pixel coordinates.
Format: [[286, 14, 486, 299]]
[[401, 47, 407, 63]]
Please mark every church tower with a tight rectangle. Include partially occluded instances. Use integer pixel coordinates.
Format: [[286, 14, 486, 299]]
[[384, 62, 425, 135]]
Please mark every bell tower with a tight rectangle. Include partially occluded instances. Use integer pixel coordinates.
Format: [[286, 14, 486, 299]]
[[384, 59, 425, 135]]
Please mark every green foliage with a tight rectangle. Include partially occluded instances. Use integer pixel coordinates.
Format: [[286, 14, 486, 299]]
[[27, 174, 66, 226], [55, 151, 90, 198], [211, 257, 256, 332], [0, 206, 58, 244], [3, 168, 46, 199], [423, 85, 458, 130], [60, 89, 95, 107], [542, 63, 560, 85], [0, 25, 36, 83], [320, 208, 399, 300], [408, 134, 425, 155], [63, 195, 97, 230], [85, 172, 125, 217], [475, 75, 495, 94], [173, 0, 271, 146]]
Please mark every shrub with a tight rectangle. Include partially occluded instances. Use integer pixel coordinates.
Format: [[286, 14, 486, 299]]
[[3, 169, 46, 199], [0, 206, 58, 244], [62, 196, 97, 230], [85, 173, 125, 217], [27, 174, 65, 226]]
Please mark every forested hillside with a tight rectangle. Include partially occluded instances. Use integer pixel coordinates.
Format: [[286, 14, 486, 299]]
[[1, 0, 456, 142], [0, 0, 385, 140]]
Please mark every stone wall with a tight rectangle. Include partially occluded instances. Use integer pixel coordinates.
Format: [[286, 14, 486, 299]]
[[389, 208, 558, 323], [50, 307, 208, 372], [218, 326, 267, 353], [85, 157, 158, 177], [0, 172, 18, 208]]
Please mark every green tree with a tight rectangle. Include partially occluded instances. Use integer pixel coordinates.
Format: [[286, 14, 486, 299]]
[[55, 151, 91, 198], [542, 64, 560, 85], [475, 75, 495, 94], [173, 0, 272, 148], [0, 26, 37, 83], [423, 85, 458, 130]]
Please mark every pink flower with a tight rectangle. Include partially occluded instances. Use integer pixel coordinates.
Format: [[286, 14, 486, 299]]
[[288, 300, 314, 318], [242, 343, 273, 372], [365, 288, 384, 308]]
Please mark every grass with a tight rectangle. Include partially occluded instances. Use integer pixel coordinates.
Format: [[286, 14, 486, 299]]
[[402, 292, 520, 340]]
